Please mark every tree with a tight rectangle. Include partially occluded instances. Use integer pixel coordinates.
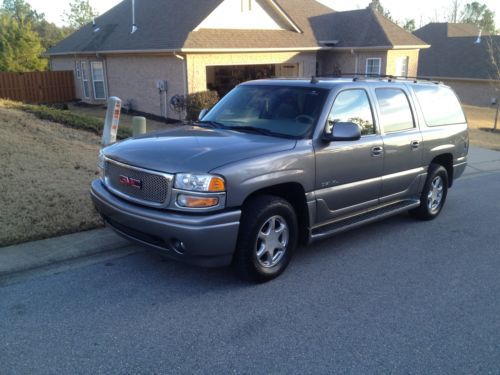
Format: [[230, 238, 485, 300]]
[[460, 2, 496, 34], [0, 12, 47, 72], [448, 0, 461, 23], [63, 0, 98, 31], [403, 19, 416, 32], [2, 0, 41, 25], [367, 0, 392, 20]]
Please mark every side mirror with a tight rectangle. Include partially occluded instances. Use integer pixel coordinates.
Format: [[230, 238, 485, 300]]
[[198, 108, 209, 121], [323, 122, 361, 142]]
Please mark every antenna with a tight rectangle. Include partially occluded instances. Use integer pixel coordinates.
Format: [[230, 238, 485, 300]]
[[475, 29, 482, 44], [131, 0, 138, 34]]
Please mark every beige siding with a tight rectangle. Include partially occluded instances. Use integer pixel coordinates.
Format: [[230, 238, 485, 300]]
[[51, 56, 82, 100], [440, 79, 500, 107], [386, 49, 420, 77], [318, 50, 388, 76], [105, 55, 185, 117], [186, 52, 317, 93]]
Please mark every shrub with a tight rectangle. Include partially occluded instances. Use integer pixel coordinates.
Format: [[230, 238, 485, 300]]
[[185, 91, 219, 122], [0, 99, 132, 139]]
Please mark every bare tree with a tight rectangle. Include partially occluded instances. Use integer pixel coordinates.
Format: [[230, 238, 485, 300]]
[[449, 0, 461, 23], [485, 36, 500, 130]]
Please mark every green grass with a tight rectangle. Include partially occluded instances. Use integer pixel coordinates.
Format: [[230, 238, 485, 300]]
[[0, 99, 132, 139]]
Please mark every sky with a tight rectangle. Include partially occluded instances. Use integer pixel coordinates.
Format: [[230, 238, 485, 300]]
[[25, 0, 500, 29]]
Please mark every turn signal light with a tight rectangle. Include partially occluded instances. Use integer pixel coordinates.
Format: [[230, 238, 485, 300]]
[[177, 195, 219, 208], [208, 177, 225, 192]]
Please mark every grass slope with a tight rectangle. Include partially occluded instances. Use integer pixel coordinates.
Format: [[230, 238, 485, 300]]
[[0, 105, 104, 247]]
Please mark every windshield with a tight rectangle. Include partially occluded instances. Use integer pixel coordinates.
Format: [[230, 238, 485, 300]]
[[201, 85, 329, 138]]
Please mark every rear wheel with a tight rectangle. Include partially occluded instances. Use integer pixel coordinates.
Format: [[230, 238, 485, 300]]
[[410, 163, 448, 220], [234, 195, 298, 282]]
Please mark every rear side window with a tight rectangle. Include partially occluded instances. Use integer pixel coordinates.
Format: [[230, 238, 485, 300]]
[[413, 86, 466, 126], [375, 88, 415, 133]]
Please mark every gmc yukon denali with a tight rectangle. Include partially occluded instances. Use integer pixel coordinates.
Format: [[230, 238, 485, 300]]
[[91, 78, 469, 282]]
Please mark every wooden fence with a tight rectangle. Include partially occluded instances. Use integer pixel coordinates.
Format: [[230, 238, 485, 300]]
[[0, 71, 76, 104]]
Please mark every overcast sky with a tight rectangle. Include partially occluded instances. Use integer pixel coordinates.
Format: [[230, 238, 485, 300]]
[[25, 0, 500, 29]]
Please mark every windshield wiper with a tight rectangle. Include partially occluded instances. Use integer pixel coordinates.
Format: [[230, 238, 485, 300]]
[[225, 126, 296, 139], [195, 120, 227, 129]]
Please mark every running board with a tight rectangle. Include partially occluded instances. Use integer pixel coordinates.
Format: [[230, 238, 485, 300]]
[[310, 200, 420, 241]]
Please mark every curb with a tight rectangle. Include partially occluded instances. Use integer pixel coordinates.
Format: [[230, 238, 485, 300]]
[[0, 228, 130, 277]]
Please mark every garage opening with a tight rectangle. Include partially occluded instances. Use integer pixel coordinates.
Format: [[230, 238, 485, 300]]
[[206, 63, 299, 97]]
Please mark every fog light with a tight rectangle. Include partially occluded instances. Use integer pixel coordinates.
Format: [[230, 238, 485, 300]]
[[171, 238, 186, 254], [177, 194, 219, 208]]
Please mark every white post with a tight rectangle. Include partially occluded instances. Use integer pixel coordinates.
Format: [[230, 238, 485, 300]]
[[102, 96, 122, 146]]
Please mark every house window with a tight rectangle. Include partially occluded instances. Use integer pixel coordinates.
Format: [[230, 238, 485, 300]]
[[81, 61, 90, 99], [395, 56, 409, 77], [75, 61, 81, 79], [91, 61, 107, 100], [366, 58, 381, 76]]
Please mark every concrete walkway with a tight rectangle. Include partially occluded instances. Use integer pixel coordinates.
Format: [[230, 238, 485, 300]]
[[1, 146, 499, 277]]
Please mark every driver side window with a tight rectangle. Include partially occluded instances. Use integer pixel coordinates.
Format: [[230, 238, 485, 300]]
[[327, 89, 375, 136]]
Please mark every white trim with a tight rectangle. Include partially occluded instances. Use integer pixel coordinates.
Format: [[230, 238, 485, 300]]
[[418, 76, 500, 83], [81, 60, 90, 99], [268, 0, 303, 33], [366, 57, 382, 76], [90, 61, 107, 100]]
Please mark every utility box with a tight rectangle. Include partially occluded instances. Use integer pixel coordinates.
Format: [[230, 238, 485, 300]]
[[157, 80, 168, 92]]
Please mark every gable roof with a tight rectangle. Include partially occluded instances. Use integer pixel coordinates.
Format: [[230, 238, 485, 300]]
[[414, 23, 500, 80], [311, 8, 428, 48], [47, 0, 427, 55]]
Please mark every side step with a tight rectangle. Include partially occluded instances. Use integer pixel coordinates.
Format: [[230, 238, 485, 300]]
[[310, 200, 420, 241]]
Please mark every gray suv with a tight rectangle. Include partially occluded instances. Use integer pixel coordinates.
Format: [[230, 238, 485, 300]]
[[91, 78, 469, 282]]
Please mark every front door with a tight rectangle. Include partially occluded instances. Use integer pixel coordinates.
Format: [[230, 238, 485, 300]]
[[314, 89, 384, 223], [373, 87, 424, 202]]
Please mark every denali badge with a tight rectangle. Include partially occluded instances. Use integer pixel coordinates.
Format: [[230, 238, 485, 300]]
[[119, 175, 142, 189]]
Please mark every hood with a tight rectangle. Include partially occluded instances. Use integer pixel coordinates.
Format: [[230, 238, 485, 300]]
[[103, 126, 297, 174]]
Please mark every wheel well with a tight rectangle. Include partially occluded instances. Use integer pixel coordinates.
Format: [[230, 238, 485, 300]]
[[242, 183, 309, 244], [430, 154, 453, 187]]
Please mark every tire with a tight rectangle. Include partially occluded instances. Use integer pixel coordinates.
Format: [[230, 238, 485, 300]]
[[410, 163, 449, 221], [234, 195, 298, 282]]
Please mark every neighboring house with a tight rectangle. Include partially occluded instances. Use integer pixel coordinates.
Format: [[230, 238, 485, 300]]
[[414, 23, 500, 107], [48, 0, 428, 118]]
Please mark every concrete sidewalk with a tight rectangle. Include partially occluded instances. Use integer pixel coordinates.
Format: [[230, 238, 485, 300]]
[[1, 146, 499, 277]]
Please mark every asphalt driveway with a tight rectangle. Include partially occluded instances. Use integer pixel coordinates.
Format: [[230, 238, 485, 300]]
[[1, 148, 500, 374]]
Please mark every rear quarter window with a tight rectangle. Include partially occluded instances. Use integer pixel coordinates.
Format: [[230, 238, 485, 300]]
[[413, 85, 466, 126]]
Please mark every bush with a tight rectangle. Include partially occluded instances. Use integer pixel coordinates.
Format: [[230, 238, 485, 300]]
[[0, 99, 132, 139], [185, 91, 219, 122]]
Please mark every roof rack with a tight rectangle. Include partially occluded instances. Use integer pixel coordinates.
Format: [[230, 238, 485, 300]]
[[310, 73, 442, 85]]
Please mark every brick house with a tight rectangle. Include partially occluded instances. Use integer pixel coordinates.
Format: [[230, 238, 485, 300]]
[[48, 0, 428, 118]]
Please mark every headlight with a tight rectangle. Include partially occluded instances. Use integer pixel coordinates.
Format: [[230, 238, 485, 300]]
[[98, 150, 105, 169], [174, 173, 225, 192], [97, 150, 105, 180]]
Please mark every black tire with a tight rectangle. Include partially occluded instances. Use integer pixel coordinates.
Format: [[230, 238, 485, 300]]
[[410, 163, 449, 221], [234, 195, 298, 282]]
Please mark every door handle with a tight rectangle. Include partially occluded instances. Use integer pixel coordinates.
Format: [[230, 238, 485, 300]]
[[411, 140, 420, 150], [371, 146, 384, 157]]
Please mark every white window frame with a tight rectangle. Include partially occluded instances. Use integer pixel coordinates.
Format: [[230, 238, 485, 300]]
[[75, 61, 81, 79], [81, 61, 90, 99], [395, 56, 409, 77], [365, 58, 382, 76], [90, 61, 107, 100]]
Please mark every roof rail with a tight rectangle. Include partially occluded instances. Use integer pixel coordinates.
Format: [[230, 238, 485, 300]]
[[311, 73, 443, 85]]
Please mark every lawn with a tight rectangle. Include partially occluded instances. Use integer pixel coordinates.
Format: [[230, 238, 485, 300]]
[[0, 104, 104, 247], [463, 105, 500, 151]]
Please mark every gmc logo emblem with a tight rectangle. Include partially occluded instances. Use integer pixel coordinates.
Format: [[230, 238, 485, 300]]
[[119, 175, 142, 189]]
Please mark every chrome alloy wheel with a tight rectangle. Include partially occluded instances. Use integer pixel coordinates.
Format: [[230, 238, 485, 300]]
[[255, 215, 289, 268], [427, 176, 444, 213]]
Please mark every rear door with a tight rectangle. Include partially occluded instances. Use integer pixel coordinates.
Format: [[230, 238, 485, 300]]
[[373, 87, 424, 202]]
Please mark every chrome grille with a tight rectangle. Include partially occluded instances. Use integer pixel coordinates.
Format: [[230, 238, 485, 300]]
[[104, 159, 171, 206]]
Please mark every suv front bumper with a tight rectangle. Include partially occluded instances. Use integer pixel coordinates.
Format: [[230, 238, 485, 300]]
[[90, 180, 241, 267]]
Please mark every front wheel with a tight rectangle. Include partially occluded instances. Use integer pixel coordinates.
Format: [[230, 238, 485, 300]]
[[234, 195, 298, 282], [410, 163, 449, 220]]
